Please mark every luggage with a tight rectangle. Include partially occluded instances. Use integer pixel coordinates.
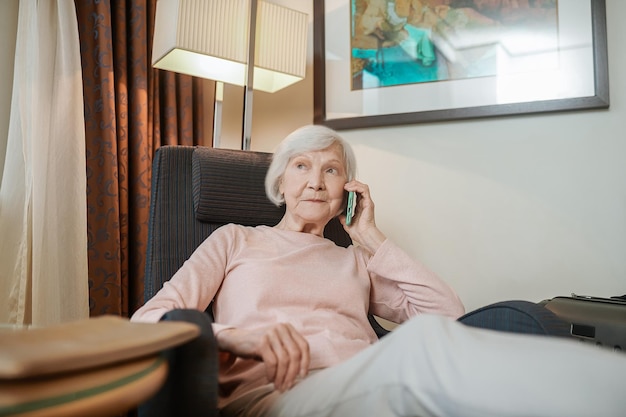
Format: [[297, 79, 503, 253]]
[[540, 294, 626, 352]]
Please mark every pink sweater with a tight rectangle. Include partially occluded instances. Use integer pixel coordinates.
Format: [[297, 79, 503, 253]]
[[131, 224, 465, 407]]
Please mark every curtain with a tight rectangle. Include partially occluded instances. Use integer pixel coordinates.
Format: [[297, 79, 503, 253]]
[[74, 0, 208, 318], [0, 0, 89, 326]]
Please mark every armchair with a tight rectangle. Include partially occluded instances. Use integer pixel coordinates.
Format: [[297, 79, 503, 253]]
[[138, 145, 572, 417]]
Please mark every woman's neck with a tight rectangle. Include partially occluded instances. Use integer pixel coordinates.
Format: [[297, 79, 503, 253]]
[[274, 217, 326, 237]]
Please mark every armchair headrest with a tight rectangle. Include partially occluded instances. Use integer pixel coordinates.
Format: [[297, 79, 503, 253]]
[[191, 147, 285, 226]]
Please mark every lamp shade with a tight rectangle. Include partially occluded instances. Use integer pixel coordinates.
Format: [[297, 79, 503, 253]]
[[152, 0, 307, 93]]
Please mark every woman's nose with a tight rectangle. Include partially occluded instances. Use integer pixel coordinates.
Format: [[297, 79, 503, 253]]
[[307, 171, 324, 190]]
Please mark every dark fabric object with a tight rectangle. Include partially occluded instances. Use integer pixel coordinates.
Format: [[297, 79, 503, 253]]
[[458, 300, 573, 337], [368, 315, 391, 338], [138, 309, 219, 417], [192, 148, 285, 226], [144, 146, 218, 302], [323, 216, 353, 249]]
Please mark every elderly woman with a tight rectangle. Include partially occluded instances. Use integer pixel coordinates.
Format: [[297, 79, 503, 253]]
[[132, 125, 624, 417]]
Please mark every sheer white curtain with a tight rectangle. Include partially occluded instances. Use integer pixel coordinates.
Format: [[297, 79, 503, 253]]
[[0, 0, 88, 326]]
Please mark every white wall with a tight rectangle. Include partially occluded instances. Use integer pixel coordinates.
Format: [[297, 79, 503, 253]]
[[1, 1, 623, 313]]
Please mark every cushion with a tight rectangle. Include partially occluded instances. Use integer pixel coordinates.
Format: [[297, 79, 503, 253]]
[[458, 300, 572, 337], [191, 148, 285, 226]]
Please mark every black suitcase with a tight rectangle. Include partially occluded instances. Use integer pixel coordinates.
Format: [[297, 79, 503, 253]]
[[540, 294, 626, 352]]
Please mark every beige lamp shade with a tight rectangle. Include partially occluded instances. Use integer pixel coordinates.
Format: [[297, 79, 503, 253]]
[[152, 0, 307, 93]]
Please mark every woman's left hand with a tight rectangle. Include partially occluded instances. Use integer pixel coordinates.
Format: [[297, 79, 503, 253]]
[[340, 180, 387, 254]]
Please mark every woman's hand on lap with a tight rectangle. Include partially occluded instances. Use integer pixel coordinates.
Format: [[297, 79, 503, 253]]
[[216, 323, 310, 392]]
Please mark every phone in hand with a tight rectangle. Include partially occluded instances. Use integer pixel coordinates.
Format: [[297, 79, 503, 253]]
[[345, 191, 356, 226]]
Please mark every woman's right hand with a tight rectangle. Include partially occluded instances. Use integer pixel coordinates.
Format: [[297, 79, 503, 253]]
[[215, 323, 310, 392], [341, 180, 387, 255]]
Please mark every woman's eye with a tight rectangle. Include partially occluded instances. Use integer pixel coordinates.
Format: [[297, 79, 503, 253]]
[[326, 167, 337, 174]]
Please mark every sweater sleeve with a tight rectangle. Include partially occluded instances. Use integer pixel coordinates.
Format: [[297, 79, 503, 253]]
[[130, 224, 236, 329], [366, 239, 465, 323]]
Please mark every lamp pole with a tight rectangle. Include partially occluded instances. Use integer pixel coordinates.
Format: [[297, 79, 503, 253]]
[[241, 0, 258, 151]]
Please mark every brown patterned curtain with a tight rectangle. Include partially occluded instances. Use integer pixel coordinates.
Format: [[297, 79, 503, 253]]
[[75, 0, 212, 318]]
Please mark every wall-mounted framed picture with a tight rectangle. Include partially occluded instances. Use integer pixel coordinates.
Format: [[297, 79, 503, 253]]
[[313, 0, 609, 130]]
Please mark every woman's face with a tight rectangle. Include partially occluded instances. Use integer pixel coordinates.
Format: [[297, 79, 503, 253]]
[[279, 143, 348, 230]]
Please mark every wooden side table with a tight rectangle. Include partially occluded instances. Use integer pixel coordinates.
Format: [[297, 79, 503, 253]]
[[0, 316, 199, 416], [0, 355, 166, 416]]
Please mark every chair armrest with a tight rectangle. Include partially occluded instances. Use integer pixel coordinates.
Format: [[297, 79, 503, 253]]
[[138, 309, 219, 417]]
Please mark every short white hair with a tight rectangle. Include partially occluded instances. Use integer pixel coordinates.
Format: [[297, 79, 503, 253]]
[[265, 125, 357, 206]]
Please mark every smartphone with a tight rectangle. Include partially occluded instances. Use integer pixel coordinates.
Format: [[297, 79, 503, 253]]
[[345, 191, 356, 226]]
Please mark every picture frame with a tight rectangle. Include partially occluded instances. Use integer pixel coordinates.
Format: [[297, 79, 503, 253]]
[[313, 0, 609, 130]]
